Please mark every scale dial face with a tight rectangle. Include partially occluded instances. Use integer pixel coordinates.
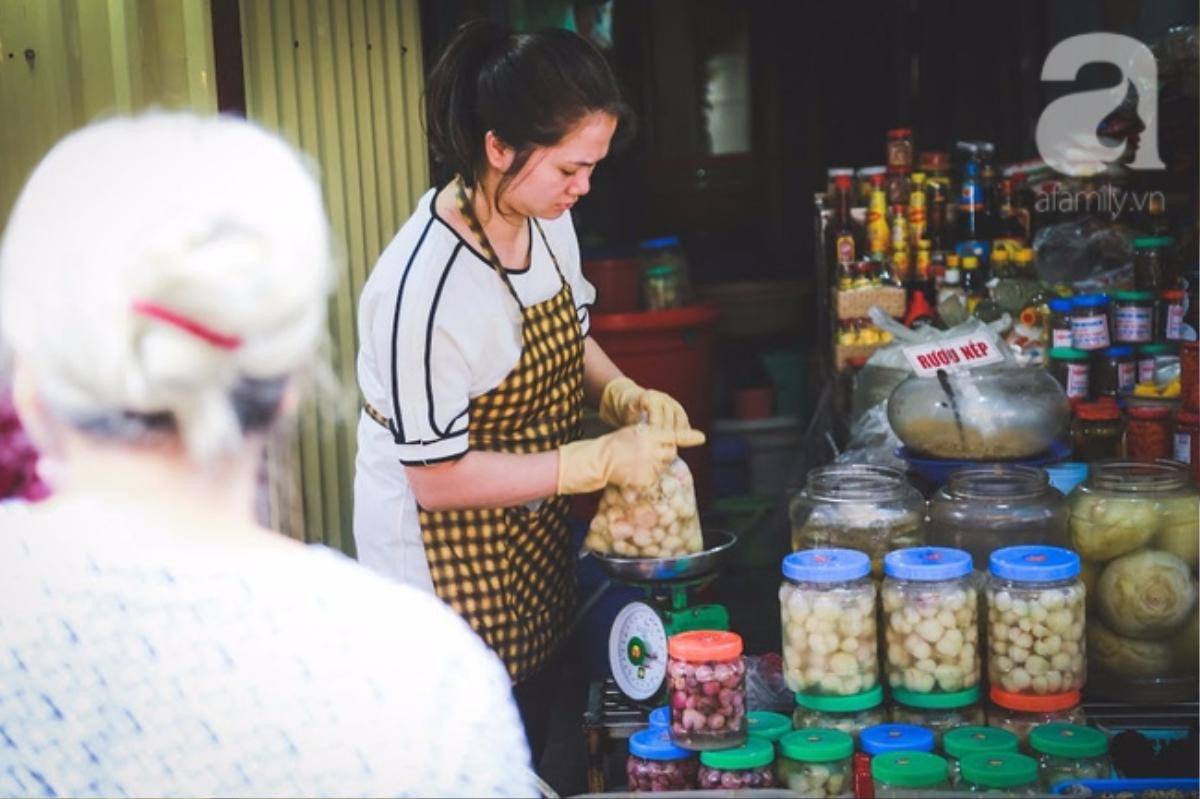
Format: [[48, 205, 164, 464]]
[[609, 600, 668, 700]]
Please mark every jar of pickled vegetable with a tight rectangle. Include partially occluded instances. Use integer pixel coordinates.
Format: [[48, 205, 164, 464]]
[[667, 631, 746, 749], [1029, 722, 1111, 790], [986, 696, 1087, 748], [943, 726, 1020, 786], [881, 547, 980, 700], [790, 465, 926, 579], [1071, 295, 1111, 351], [860, 723, 936, 756], [1112, 291, 1156, 344], [1126, 405, 1173, 462], [1071, 399, 1124, 461], [890, 690, 985, 748], [696, 738, 775, 790], [780, 549, 878, 696], [776, 729, 854, 798], [626, 727, 699, 792], [871, 751, 950, 796], [792, 685, 887, 741], [986, 546, 1087, 699], [1049, 347, 1091, 404], [959, 751, 1040, 795], [1067, 460, 1199, 702]]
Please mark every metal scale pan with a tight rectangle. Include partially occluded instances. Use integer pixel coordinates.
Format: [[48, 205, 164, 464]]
[[586, 529, 737, 584]]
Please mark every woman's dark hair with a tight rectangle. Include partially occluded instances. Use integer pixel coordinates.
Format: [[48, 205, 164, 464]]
[[425, 20, 633, 203]]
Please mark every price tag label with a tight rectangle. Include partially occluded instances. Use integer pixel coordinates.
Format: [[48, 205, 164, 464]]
[[902, 331, 1005, 376]]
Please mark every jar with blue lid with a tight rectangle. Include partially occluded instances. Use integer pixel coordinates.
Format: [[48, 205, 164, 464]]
[[780, 549, 878, 698], [881, 547, 980, 700], [1071, 295, 1111, 351], [986, 546, 1086, 702], [792, 684, 887, 741], [626, 726, 699, 791], [860, 723, 936, 756]]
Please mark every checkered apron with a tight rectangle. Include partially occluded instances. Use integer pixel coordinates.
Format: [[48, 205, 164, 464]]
[[416, 179, 583, 683]]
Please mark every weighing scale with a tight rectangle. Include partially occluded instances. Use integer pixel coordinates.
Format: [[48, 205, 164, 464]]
[[587, 529, 737, 702]]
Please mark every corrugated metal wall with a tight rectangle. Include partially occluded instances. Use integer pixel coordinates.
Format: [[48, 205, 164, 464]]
[[0, 0, 217, 226], [239, 0, 430, 552]]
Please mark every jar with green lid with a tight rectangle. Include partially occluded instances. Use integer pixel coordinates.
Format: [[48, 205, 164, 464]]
[[890, 688, 986, 748], [793, 685, 887, 741], [1049, 347, 1090, 403], [1029, 722, 1111, 790], [1133, 236, 1173, 292], [696, 737, 775, 789], [943, 726, 1020, 785], [1113, 291, 1157, 344], [960, 751, 1040, 794], [871, 751, 950, 797], [746, 710, 792, 751], [642, 263, 683, 310], [1138, 342, 1174, 384], [776, 728, 854, 798]]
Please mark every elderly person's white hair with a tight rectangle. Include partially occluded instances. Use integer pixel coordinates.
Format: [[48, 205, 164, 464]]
[[0, 112, 333, 460]]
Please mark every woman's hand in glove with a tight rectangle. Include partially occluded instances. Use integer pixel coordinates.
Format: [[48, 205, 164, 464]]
[[598, 376, 691, 430], [556, 424, 705, 495]]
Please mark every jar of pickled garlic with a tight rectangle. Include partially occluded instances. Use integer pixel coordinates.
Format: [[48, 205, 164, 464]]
[[1029, 722, 1111, 790], [626, 727, 699, 792], [696, 738, 776, 790], [775, 728, 855, 798], [792, 685, 887, 742], [667, 631, 746, 750], [943, 726, 1020, 786], [780, 549, 878, 697], [882, 547, 980, 701], [871, 751, 951, 797]]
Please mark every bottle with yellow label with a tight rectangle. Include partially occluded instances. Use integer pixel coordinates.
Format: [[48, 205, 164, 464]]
[[867, 179, 890, 259]]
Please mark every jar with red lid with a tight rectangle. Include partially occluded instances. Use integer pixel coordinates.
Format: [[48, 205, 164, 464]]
[[667, 631, 747, 750], [1162, 289, 1188, 341], [1071, 399, 1124, 461], [1127, 405, 1173, 462], [1182, 341, 1198, 412], [1175, 410, 1199, 483], [887, 128, 914, 172]]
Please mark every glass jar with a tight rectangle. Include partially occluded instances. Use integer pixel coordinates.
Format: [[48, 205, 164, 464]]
[[1067, 460, 1200, 702], [860, 723, 936, 756], [987, 698, 1087, 748], [887, 128, 914, 172], [642, 263, 683, 310], [1028, 722, 1111, 790], [1048, 299, 1075, 349], [885, 168, 911, 208], [780, 549, 877, 696], [776, 729, 854, 798], [928, 467, 1069, 574], [1094, 345, 1136, 397], [666, 631, 746, 750], [890, 691, 985, 748], [943, 726, 1020, 786], [1071, 294, 1112, 351], [1071, 399, 1124, 461], [959, 751, 1040, 795], [871, 751, 950, 796], [888, 367, 1070, 460], [746, 710, 792, 751], [1162, 289, 1188, 341], [1133, 236, 1172, 292], [1138, 342, 1172, 384], [986, 546, 1087, 698], [1183, 341, 1199, 412], [626, 727, 699, 792], [789, 466, 926, 579], [792, 685, 887, 741], [1127, 405, 1174, 462], [1176, 411, 1199, 482], [1113, 291, 1156, 344], [696, 738, 775, 790], [1048, 347, 1090, 403], [881, 547, 980, 699]]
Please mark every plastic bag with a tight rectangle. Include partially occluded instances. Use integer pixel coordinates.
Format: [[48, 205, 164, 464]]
[[584, 458, 703, 558], [744, 653, 793, 714]]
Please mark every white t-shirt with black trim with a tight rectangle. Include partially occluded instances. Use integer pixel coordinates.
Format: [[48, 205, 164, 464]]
[[353, 188, 595, 591]]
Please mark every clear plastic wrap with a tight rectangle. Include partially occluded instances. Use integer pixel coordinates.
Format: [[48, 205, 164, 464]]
[[584, 458, 702, 558]]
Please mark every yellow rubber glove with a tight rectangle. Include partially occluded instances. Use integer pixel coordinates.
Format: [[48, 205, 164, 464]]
[[557, 425, 706, 495], [599, 376, 692, 430]]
